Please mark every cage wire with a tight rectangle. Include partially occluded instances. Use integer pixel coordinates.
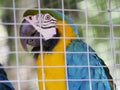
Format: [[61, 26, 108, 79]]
[[0, 0, 120, 90]]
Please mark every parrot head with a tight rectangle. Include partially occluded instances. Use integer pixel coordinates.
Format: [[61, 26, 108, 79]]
[[20, 9, 78, 51]]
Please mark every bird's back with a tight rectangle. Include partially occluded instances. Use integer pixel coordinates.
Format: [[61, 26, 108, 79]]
[[66, 39, 114, 90]]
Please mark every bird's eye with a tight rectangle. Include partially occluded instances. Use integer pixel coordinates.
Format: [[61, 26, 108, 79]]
[[45, 14, 51, 20]]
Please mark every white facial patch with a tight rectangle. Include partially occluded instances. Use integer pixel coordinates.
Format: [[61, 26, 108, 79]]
[[24, 13, 56, 40]]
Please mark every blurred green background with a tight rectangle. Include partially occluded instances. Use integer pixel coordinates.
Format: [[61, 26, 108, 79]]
[[0, 0, 120, 90]]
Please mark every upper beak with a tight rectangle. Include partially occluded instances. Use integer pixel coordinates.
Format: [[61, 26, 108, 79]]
[[20, 19, 40, 51]]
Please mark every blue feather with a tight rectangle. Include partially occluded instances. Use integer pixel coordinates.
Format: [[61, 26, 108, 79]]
[[51, 10, 79, 35], [66, 39, 112, 90], [0, 64, 15, 90]]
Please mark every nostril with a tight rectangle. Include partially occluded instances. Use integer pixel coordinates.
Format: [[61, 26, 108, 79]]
[[29, 16, 32, 20]]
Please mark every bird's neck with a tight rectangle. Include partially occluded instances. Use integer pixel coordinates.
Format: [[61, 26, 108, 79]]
[[52, 20, 76, 52]]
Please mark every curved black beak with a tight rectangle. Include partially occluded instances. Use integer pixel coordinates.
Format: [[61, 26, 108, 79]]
[[20, 19, 40, 51]]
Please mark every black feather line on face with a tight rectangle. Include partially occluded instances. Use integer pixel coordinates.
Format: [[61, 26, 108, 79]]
[[32, 28, 60, 58], [41, 26, 56, 29]]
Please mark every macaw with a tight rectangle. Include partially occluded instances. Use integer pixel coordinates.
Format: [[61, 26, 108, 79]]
[[20, 9, 115, 90], [0, 64, 15, 90]]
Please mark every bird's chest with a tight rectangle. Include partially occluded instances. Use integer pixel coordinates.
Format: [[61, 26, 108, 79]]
[[43, 53, 66, 79], [36, 53, 66, 90]]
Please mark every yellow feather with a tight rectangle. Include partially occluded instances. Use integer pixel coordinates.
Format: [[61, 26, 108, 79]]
[[36, 20, 76, 90]]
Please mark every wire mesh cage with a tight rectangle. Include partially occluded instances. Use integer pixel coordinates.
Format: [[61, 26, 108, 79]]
[[0, 0, 120, 90]]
